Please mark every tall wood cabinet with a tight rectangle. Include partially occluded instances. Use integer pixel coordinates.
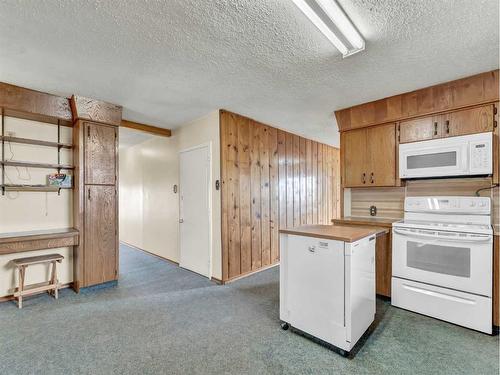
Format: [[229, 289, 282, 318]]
[[71, 96, 121, 291]]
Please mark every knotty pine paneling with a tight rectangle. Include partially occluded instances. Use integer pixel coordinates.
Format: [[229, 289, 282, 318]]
[[220, 110, 340, 282]]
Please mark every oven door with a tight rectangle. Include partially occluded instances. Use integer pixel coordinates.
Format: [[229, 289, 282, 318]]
[[392, 227, 492, 296], [399, 140, 468, 178]]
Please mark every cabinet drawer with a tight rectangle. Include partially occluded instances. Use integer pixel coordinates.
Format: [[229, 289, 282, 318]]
[[392, 277, 492, 333]]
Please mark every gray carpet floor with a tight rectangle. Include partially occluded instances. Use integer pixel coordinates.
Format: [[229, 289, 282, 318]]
[[0, 244, 498, 375]]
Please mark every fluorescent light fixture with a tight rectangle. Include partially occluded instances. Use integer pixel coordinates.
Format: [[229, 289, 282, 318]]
[[292, 0, 365, 57]]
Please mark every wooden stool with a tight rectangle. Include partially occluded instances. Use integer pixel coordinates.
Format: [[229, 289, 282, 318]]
[[11, 253, 64, 308]]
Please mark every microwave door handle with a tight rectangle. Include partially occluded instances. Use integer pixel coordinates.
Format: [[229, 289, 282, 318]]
[[393, 228, 491, 243]]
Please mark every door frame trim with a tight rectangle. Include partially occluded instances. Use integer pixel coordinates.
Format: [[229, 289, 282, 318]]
[[178, 142, 213, 279]]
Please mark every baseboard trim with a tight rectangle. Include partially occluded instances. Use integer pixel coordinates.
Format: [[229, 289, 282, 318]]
[[211, 277, 223, 284], [223, 262, 280, 284], [120, 241, 179, 266], [0, 283, 72, 303]]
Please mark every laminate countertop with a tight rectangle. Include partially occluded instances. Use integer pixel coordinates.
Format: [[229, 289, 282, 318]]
[[332, 216, 401, 228], [280, 225, 384, 243]]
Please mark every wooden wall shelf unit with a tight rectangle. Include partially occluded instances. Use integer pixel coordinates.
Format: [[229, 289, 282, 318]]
[[1, 109, 74, 195], [0, 136, 72, 149], [0, 82, 73, 126], [0, 228, 79, 255], [1, 184, 72, 192], [0, 161, 74, 170]]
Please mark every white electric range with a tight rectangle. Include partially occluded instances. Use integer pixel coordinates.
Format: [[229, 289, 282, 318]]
[[391, 196, 493, 334]]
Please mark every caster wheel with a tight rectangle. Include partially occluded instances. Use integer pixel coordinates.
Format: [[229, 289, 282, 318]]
[[280, 322, 289, 330]]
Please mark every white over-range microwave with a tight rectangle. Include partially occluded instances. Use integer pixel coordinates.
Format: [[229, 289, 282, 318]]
[[399, 132, 492, 179]]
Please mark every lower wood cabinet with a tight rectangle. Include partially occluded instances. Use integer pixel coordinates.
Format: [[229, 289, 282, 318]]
[[375, 231, 392, 297], [84, 185, 118, 286]]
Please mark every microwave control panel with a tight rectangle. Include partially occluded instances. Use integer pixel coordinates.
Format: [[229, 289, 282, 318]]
[[470, 140, 491, 173]]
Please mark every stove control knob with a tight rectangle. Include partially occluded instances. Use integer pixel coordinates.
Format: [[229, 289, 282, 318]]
[[470, 201, 476, 207], [480, 201, 486, 207]]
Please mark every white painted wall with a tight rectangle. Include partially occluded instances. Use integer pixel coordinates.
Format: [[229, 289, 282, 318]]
[[0, 117, 73, 298], [119, 111, 222, 279]]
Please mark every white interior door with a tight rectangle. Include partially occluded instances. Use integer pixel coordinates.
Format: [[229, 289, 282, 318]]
[[179, 144, 211, 278]]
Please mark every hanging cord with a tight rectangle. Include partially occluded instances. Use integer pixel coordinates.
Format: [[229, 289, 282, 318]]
[[3, 140, 31, 199], [475, 184, 499, 197], [7, 141, 31, 181]]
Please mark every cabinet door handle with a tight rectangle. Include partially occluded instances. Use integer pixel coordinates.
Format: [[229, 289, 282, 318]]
[[362, 173, 366, 184], [433, 122, 438, 136], [445, 120, 450, 134], [370, 172, 374, 183], [87, 125, 90, 139], [88, 188, 91, 200]]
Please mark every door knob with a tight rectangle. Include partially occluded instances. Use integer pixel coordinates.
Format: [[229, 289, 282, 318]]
[[179, 219, 184, 223]]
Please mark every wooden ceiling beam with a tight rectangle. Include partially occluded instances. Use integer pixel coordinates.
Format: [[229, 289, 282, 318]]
[[121, 119, 172, 137]]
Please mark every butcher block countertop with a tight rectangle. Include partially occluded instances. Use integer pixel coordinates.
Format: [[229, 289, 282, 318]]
[[280, 225, 383, 243], [332, 216, 400, 228]]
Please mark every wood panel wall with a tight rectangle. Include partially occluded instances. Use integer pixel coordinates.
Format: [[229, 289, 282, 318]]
[[220, 110, 340, 282]]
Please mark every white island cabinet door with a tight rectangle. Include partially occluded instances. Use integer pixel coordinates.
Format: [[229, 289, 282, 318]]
[[280, 233, 346, 346], [345, 236, 376, 346]]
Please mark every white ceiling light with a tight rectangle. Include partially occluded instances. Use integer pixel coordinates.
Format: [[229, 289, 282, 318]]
[[292, 0, 365, 57]]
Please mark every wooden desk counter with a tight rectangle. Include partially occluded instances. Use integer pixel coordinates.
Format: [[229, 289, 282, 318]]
[[0, 228, 79, 255]]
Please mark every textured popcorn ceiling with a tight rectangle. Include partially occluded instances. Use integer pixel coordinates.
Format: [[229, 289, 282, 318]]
[[0, 0, 498, 146]]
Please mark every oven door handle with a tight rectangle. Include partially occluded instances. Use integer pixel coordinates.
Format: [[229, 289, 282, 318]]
[[401, 284, 475, 305], [393, 228, 492, 243]]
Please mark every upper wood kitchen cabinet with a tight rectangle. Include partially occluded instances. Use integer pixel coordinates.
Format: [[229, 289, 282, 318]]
[[442, 105, 494, 137], [399, 116, 442, 143], [343, 127, 367, 187], [342, 123, 396, 187], [399, 105, 494, 144]]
